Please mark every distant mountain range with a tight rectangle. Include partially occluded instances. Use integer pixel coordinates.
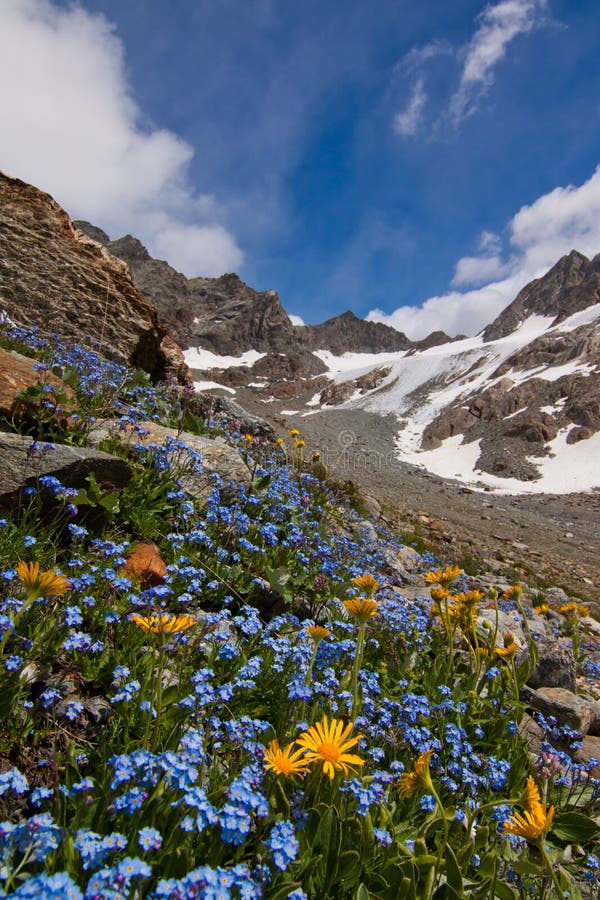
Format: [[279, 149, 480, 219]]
[[74, 223, 454, 357], [1, 172, 598, 491]]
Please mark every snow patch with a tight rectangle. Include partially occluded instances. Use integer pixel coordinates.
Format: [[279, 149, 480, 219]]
[[193, 380, 236, 395], [395, 425, 600, 495], [184, 347, 265, 369], [553, 303, 600, 332]]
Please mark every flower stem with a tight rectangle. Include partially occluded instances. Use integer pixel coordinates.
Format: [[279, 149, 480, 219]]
[[351, 622, 366, 719], [539, 840, 566, 897]]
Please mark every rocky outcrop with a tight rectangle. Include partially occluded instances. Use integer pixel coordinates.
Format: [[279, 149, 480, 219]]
[[188, 274, 297, 355], [82, 225, 300, 358], [0, 174, 189, 383], [520, 685, 600, 736], [191, 396, 275, 439], [413, 330, 456, 351], [89, 420, 251, 502], [303, 311, 411, 354], [319, 367, 392, 405], [483, 250, 600, 341], [0, 432, 132, 510], [0, 347, 75, 424], [420, 271, 600, 479], [103, 233, 198, 349]]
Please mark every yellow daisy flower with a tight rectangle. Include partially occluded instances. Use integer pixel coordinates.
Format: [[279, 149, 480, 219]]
[[533, 599, 550, 615], [352, 574, 380, 597], [560, 601, 589, 618], [17, 561, 70, 599], [343, 597, 379, 623], [264, 739, 309, 778], [503, 775, 555, 842], [503, 584, 523, 601], [495, 631, 519, 659], [296, 716, 364, 780], [129, 613, 196, 634], [423, 565, 462, 588], [289, 429, 300, 439], [397, 749, 435, 798], [305, 625, 331, 643]]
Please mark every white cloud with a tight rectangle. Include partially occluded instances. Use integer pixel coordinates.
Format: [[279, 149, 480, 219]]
[[153, 223, 243, 278], [368, 165, 600, 339], [452, 229, 509, 285], [0, 0, 243, 276], [478, 230, 502, 253], [393, 0, 547, 136], [451, 253, 509, 287], [510, 166, 600, 268], [393, 76, 427, 137], [367, 276, 523, 340], [399, 40, 452, 75], [450, 0, 547, 123]]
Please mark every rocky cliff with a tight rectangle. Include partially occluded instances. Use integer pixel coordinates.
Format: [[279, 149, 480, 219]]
[[0, 175, 189, 384], [483, 250, 600, 341]]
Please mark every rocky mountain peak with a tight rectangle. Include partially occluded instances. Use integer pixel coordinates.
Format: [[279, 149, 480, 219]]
[[108, 234, 152, 262], [74, 220, 110, 246], [483, 250, 599, 341], [302, 309, 411, 354]]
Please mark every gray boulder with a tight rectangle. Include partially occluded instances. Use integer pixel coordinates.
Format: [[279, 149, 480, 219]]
[[90, 420, 251, 502], [527, 638, 577, 692], [0, 432, 132, 509], [520, 686, 600, 736]]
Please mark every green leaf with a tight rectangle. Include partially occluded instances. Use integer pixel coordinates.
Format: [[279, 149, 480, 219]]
[[510, 859, 545, 877], [444, 842, 464, 898], [313, 806, 341, 891], [334, 850, 361, 890], [476, 852, 497, 879], [493, 882, 519, 900], [354, 885, 371, 900], [267, 883, 304, 900], [432, 887, 462, 900], [265, 566, 291, 593], [551, 811, 600, 842]]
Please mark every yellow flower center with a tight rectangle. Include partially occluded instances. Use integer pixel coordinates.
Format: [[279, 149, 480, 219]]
[[316, 742, 341, 763]]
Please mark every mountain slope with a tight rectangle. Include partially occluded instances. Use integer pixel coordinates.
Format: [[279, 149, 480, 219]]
[[298, 256, 600, 492], [483, 250, 600, 340]]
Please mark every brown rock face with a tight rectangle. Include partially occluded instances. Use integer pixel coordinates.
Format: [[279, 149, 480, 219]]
[[0, 347, 75, 424], [0, 174, 189, 383]]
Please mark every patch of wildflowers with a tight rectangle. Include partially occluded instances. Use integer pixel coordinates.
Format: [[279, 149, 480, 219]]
[[7, 871, 82, 898]]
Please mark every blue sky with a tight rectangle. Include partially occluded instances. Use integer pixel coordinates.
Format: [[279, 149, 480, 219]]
[[1, 0, 600, 338]]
